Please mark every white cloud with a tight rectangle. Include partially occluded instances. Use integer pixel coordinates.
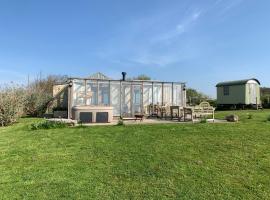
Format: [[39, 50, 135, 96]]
[[130, 54, 180, 66], [95, 5, 207, 69], [215, 0, 244, 15], [192, 11, 202, 20], [152, 10, 202, 43]]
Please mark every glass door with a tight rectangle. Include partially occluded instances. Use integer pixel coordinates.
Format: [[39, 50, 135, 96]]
[[132, 84, 142, 115], [121, 83, 132, 117]]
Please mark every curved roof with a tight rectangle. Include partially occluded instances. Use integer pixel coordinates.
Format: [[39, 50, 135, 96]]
[[216, 78, 260, 87]]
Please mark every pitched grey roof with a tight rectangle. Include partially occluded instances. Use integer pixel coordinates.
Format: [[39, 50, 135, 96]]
[[216, 78, 260, 87]]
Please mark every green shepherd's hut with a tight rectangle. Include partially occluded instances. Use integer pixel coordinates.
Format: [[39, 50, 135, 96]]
[[216, 78, 261, 109]]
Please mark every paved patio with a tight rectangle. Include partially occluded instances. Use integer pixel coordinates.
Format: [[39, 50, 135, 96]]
[[46, 118, 228, 126], [48, 118, 228, 126], [118, 118, 227, 125]]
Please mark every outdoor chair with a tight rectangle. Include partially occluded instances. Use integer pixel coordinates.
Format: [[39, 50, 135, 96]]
[[143, 105, 150, 116], [147, 104, 160, 118], [183, 107, 194, 122], [156, 103, 171, 119], [162, 104, 171, 118], [170, 105, 184, 121]]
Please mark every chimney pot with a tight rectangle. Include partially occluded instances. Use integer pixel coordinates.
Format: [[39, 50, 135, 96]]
[[122, 72, 127, 81]]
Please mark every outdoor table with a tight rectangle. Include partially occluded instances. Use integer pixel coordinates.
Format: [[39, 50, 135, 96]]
[[134, 114, 144, 121]]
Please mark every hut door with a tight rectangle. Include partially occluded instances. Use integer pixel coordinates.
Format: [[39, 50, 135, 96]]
[[249, 83, 257, 104]]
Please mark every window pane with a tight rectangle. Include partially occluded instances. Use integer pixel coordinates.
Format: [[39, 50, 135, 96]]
[[122, 83, 132, 116], [143, 83, 152, 107], [223, 86, 229, 96], [153, 83, 162, 105], [163, 83, 172, 105], [86, 80, 98, 105], [98, 81, 110, 106], [133, 84, 142, 114], [175, 84, 183, 106], [173, 83, 183, 106], [110, 82, 120, 116], [72, 79, 85, 106]]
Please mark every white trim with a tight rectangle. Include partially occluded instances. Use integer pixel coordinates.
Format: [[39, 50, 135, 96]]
[[247, 80, 258, 84]]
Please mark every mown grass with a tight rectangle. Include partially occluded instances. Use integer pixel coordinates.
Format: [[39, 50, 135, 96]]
[[0, 110, 270, 199]]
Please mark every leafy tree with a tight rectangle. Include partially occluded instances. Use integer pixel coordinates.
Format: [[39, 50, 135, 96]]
[[24, 75, 68, 117], [261, 87, 270, 108], [186, 88, 212, 105], [133, 74, 151, 80]]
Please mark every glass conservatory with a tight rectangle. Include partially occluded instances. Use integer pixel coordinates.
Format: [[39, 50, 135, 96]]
[[68, 78, 186, 119]]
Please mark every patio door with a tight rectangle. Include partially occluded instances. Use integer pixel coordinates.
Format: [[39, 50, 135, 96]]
[[121, 83, 132, 117], [132, 84, 142, 115], [121, 83, 143, 117]]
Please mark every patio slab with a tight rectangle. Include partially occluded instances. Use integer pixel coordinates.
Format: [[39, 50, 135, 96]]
[[73, 118, 228, 126], [46, 118, 228, 126]]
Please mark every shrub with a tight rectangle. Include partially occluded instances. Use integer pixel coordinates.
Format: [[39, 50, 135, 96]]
[[0, 74, 67, 126], [267, 115, 270, 122], [0, 85, 26, 126], [52, 106, 68, 111], [30, 120, 68, 130], [74, 120, 87, 128], [24, 75, 68, 117], [24, 92, 51, 117], [247, 113, 253, 119], [200, 117, 207, 123], [117, 118, 124, 126]]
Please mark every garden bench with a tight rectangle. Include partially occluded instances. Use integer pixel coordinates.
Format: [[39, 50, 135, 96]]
[[193, 102, 215, 121]]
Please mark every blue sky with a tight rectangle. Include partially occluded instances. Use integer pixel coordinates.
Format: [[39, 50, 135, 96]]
[[0, 0, 270, 96]]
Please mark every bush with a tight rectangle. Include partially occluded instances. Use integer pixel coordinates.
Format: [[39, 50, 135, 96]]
[[186, 88, 211, 106], [266, 115, 270, 122], [0, 85, 25, 126], [24, 92, 51, 117], [200, 117, 207, 123], [24, 75, 67, 117], [52, 106, 68, 111], [247, 113, 253, 119], [0, 74, 67, 126], [117, 118, 124, 126], [30, 120, 68, 130]]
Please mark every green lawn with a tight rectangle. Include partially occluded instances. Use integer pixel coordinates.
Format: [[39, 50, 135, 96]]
[[1, 110, 270, 199]]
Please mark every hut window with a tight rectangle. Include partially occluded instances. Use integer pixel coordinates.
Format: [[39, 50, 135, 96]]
[[223, 86, 230, 96]]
